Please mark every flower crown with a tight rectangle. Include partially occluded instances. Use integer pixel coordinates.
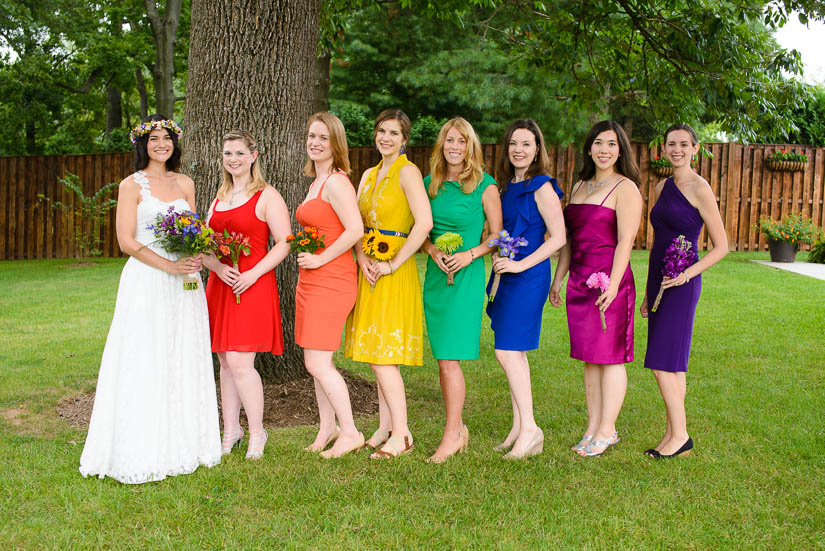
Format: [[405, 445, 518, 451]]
[[130, 120, 183, 145]]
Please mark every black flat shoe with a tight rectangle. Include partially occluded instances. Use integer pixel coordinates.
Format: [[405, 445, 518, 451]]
[[655, 437, 693, 459], [644, 448, 660, 458]]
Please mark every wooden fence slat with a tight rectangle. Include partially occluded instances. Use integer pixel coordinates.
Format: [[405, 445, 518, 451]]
[[812, 148, 824, 230]]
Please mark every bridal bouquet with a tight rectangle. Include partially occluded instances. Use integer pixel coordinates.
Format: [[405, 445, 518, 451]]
[[434, 232, 463, 285], [214, 229, 251, 303], [586, 271, 610, 332], [361, 230, 401, 291], [287, 226, 326, 254], [651, 234, 697, 312], [147, 206, 216, 290], [487, 230, 528, 302]]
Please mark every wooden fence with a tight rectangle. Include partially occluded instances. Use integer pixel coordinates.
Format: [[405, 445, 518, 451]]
[[1, 143, 823, 260]]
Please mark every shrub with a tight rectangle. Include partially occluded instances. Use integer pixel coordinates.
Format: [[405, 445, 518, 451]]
[[756, 212, 823, 245], [808, 239, 825, 264]]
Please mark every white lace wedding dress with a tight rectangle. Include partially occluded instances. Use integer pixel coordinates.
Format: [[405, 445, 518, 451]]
[[79, 171, 221, 484]]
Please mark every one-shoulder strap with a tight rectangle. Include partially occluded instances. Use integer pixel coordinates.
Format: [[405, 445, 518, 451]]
[[599, 178, 628, 206], [133, 170, 152, 199]]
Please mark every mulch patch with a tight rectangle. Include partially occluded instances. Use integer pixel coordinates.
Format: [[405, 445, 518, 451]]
[[57, 369, 378, 430]]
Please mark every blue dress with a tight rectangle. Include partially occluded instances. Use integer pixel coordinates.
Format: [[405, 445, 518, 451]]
[[486, 175, 564, 350]]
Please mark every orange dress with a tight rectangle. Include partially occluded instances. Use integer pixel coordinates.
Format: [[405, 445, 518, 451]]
[[294, 173, 358, 350], [206, 190, 284, 354]]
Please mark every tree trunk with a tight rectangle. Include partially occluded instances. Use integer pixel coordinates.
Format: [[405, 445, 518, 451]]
[[185, 0, 321, 383], [313, 49, 331, 113], [105, 85, 123, 139], [136, 68, 149, 118], [144, 0, 182, 117]]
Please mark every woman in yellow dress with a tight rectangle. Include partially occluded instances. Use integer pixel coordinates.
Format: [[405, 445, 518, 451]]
[[344, 108, 433, 458]]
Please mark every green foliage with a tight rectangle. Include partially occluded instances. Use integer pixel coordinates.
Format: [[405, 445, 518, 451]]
[[808, 238, 825, 263], [330, 100, 376, 146], [434, 232, 463, 254], [650, 157, 672, 169], [756, 212, 823, 245], [765, 149, 808, 162], [37, 173, 119, 262], [409, 115, 447, 146], [764, 84, 825, 146]]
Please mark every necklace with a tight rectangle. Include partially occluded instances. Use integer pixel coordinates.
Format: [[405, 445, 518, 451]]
[[586, 176, 613, 195], [228, 187, 246, 205]]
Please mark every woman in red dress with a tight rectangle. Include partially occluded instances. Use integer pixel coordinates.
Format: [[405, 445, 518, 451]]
[[295, 112, 365, 458], [203, 130, 290, 460]]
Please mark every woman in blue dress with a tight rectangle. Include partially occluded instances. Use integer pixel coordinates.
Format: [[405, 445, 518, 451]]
[[486, 119, 566, 459]]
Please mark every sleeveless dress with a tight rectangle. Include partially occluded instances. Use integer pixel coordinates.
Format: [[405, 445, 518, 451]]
[[424, 172, 496, 360], [645, 177, 704, 373], [206, 190, 284, 354], [564, 182, 635, 364], [344, 154, 423, 366], [294, 172, 358, 350], [486, 175, 564, 351], [79, 171, 221, 484]]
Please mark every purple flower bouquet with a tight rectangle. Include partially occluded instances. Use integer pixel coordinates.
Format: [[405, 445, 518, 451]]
[[586, 271, 610, 332], [487, 230, 528, 302], [651, 234, 698, 312], [147, 206, 216, 290]]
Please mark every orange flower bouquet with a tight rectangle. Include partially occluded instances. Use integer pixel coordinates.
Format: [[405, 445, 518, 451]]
[[287, 226, 326, 254], [214, 229, 251, 304]]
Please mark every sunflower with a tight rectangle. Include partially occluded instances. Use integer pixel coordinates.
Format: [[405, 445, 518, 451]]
[[361, 230, 378, 255], [372, 236, 398, 261]]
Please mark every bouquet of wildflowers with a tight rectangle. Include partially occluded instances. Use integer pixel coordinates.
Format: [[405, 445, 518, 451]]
[[147, 206, 215, 290], [651, 235, 697, 312], [487, 230, 528, 302], [361, 230, 401, 291], [434, 232, 464, 285], [214, 229, 251, 303], [586, 271, 610, 332], [287, 226, 326, 254]]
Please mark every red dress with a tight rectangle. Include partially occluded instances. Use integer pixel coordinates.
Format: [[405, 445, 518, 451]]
[[294, 173, 358, 350], [206, 190, 284, 354]]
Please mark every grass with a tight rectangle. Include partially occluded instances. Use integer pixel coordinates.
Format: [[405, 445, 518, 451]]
[[1, 252, 823, 550]]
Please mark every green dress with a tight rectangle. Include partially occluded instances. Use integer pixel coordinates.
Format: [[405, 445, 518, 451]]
[[423, 172, 496, 360]]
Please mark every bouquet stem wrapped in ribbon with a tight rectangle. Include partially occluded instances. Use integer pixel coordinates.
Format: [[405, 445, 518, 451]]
[[586, 271, 610, 332], [147, 206, 216, 290], [434, 232, 463, 285], [651, 234, 698, 312], [361, 230, 401, 291], [215, 229, 251, 303], [488, 230, 528, 302]]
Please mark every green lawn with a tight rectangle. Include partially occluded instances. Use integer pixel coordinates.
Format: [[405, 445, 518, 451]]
[[1, 252, 823, 550]]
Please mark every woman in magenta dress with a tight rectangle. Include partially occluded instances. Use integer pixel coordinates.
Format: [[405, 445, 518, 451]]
[[295, 112, 365, 458], [549, 120, 642, 457], [641, 124, 727, 458], [203, 130, 291, 460]]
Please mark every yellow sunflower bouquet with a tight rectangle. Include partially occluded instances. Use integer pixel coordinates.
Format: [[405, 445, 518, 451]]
[[361, 230, 402, 290]]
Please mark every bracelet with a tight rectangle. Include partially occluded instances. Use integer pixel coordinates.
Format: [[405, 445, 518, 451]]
[[683, 271, 691, 283], [469, 249, 475, 261], [387, 260, 394, 274]]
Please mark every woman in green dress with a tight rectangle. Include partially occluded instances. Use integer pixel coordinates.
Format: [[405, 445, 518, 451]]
[[421, 117, 503, 463]]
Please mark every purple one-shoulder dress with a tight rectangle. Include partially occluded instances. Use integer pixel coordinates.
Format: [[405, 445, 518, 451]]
[[564, 182, 635, 364], [644, 177, 704, 373]]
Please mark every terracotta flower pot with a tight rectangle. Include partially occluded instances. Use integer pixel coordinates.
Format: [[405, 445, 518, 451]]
[[768, 239, 798, 262]]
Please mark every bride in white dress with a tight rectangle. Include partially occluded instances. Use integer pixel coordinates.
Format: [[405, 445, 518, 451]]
[[79, 115, 221, 484]]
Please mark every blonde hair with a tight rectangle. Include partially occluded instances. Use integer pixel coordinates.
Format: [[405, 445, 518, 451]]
[[218, 130, 268, 201], [428, 117, 485, 198], [303, 112, 351, 177]]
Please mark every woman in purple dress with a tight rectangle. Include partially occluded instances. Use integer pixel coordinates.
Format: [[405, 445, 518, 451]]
[[640, 124, 727, 459], [549, 120, 642, 457]]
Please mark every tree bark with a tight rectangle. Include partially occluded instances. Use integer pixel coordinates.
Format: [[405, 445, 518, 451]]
[[136, 68, 149, 118], [144, 0, 183, 117], [185, 0, 321, 383], [105, 85, 123, 139], [313, 49, 331, 113]]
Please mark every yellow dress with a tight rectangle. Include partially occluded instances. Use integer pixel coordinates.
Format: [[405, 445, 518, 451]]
[[344, 154, 423, 366]]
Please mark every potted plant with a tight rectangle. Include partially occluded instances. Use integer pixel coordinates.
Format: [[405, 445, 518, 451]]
[[650, 156, 673, 177], [756, 213, 823, 262], [764, 150, 808, 172]]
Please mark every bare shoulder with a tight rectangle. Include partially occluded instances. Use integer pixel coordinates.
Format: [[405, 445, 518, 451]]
[[399, 162, 423, 182], [261, 184, 286, 205], [617, 177, 642, 198], [326, 172, 354, 192], [119, 173, 140, 193], [683, 173, 713, 202], [175, 172, 195, 193]]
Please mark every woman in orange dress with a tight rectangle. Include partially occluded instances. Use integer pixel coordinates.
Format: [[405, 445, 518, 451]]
[[203, 130, 291, 460], [295, 113, 365, 458]]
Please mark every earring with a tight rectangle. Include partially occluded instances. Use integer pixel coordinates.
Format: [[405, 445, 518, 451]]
[[401, 144, 406, 154]]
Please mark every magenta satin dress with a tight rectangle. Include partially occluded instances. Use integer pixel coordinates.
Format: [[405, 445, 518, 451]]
[[564, 184, 635, 364]]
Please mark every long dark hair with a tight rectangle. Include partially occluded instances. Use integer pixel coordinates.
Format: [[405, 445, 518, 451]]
[[578, 120, 639, 184], [495, 119, 550, 193], [133, 113, 182, 172]]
